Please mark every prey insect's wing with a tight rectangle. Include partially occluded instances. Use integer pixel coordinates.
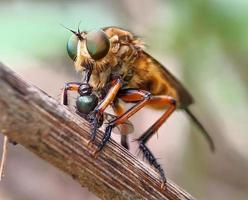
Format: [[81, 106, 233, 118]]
[[103, 112, 134, 135]]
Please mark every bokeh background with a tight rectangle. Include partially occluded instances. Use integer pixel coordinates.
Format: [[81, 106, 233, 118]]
[[0, 0, 248, 200]]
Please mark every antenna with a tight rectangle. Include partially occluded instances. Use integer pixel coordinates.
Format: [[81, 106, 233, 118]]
[[60, 23, 83, 40]]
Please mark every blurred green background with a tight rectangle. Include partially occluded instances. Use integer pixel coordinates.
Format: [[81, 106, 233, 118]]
[[0, 0, 248, 200]]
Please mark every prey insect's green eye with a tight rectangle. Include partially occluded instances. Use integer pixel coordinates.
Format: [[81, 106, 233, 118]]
[[86, 30, 110, 60], [67, 34, 79, 60]]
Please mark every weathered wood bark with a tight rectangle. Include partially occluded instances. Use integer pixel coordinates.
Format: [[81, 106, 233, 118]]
[[0, 63, 195, 200]]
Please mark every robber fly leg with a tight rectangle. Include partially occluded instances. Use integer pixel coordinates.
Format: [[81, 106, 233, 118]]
[[93, 125, 113, 157], [61, 82, 82, 105], [139, 142, 166, 186], [103, 89, 176, 187], [89, 78, 122, 149], [137, 95, 176, 188], [88, 110, 103, 147], [120, 135, 129, 149], [93, 89, 152, 155], [112, 100, 130, 149]]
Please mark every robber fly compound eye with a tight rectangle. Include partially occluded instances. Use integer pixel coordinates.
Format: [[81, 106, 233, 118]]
[[67, 34, 79, 61], [86, 30, 110, 60]]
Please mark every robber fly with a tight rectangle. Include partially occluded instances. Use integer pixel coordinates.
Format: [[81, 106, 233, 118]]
[[61, 26, 215, 188]]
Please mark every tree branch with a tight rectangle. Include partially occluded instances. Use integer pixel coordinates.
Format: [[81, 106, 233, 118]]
[[0, 63, 195, 200]]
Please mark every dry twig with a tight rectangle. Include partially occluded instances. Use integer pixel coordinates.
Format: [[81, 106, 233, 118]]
[[0, 63, 195, 200], [0, 135, 8, 180]]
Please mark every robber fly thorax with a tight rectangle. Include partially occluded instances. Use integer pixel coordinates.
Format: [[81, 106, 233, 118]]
[[73, 28, 146, 99]]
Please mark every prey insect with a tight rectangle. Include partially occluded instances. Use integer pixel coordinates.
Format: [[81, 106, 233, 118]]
[[61, 82, 134, 148], [62, 25, 215, 188]]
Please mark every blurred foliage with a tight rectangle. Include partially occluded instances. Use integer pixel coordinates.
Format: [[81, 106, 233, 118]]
[[0, 1, 118, 64], [144, 0, 248, 137]]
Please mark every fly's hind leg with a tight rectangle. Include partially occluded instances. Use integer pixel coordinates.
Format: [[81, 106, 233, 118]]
[[137, 95, 176, 188], [99, 89, 176, 187]]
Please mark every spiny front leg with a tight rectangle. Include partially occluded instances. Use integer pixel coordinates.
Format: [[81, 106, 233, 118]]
[[93, 124, 113, 157], [87, 109, 103, 147], [88, 78, 122, 147]]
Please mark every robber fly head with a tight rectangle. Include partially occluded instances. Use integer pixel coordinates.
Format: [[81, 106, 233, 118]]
[[65, 25, 111, 72]]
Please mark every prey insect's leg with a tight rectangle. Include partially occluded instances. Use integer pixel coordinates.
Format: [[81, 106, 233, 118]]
[[94, 89, 151, 154], [112, 100, 129, 149], [88, 78, 122, 146], [61, 82, 81, 105]]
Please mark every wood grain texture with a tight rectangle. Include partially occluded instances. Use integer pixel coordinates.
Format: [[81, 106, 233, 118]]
[[0, 63, 195, 200]]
